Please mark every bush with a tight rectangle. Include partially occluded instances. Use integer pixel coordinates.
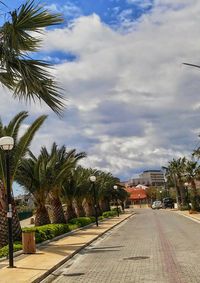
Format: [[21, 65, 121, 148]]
[[22, 223, 71, 243], [98, 216, 104, 221], [111, 207, 122, 213], [69, 217, 93, 227], [0, 242, 22, 258], [102, 210, 118, 218]]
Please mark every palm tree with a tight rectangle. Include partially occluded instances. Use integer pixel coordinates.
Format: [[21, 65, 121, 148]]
[[62, 166, 92, 220], [16, 152, 51, 226], [97, 172, 119, 213], [0, 111, 46, 246], [0, 1, 64, 115], [184, 160, 200, 211], [165, 158, 187, 207], [41, 144, 86, 223]]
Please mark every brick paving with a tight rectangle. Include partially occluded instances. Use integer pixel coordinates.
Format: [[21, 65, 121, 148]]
[[47, 209, 200, 283]]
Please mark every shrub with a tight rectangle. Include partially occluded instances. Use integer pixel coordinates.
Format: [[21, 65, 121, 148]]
[[98, 216, 104, 221], [102, 210, 118, 218], [89, 216, 95, 223], [69, 217, 92, 227], [22, 223, 71, 243], [0, 242, 22, 258], [111, 207, 122, 214]]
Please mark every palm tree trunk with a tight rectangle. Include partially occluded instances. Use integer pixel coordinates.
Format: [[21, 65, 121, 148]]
[[74, 199, 85, 217], [48, 194, 66, 224], [83, 199, 94, 217], [191, 180, 199, 211], [99, 198, 110, 212], [35, 205, 50, 226], [65, 202, 77, 221], [0, 184, 21, 247]]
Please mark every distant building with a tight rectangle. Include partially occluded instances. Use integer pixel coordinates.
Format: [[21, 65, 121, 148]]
[[125, 187, 147, 205], [128, 170, 165, 187]]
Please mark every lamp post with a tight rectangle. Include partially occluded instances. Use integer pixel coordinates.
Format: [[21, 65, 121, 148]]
[[113, 185, 119, 217], [89, 175, 98, 227], [184, 182, 190, 209], [0, 136, 14, 268], [138, 194, 141, 208], [159, 190, 162, 201]]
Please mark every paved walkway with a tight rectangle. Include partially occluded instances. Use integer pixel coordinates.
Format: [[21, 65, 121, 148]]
[[0, 213, 132, 283], [46, 208, 200, 283]]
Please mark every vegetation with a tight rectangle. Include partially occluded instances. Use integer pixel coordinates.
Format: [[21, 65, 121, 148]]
[[0, 1, 64, 115]]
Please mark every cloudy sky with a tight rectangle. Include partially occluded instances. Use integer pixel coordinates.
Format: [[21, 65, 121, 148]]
[[2, 0, 200, 192]]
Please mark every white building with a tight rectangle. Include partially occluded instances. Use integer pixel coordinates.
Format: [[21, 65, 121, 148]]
[[128, 170, 165, 187]]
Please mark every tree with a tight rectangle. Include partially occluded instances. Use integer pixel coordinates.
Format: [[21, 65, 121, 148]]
[[184, 160, 200, 211], [164, 158, 187, 207], [16, 152, 51, 226], [41, 144, 86, 223], [0, 1, 64, 115], [0, 111, 46, 246]]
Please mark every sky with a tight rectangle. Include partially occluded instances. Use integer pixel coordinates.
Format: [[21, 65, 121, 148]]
[[1, 0, 200, 195]]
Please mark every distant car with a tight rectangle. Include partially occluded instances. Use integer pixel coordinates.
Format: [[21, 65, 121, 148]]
[[163, 197, 174, 209], [152, 201, 162, 209]]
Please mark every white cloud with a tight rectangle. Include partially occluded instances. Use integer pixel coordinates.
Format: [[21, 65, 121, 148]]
[[127, 0, 152, 9], [3, 0, 200, 181]]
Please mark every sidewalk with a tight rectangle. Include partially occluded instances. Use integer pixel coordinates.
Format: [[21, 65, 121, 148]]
[[174, 210, 200, 222], [0, 212, 134, 283]]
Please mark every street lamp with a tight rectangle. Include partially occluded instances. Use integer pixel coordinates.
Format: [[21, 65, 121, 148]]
[[89, 175, 98, 227], [160, 190, 162, 201], [184, 182, 190, 209], [113, 185, 119, 217], [0, 136, 14, 268], [138, 194, 141, 208]]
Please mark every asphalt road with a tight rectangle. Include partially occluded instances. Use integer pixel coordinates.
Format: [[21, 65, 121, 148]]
[[44, 209, 200, 283]]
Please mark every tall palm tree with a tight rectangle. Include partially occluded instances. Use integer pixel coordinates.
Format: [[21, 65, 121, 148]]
[[165, 158, 187, 207], [41, 144, 86, 223], [16, 152, 51, 226], [0, 1, 64, 115], [0, 111, 46, 246], [97, 172, 119, 213], [185, 160, 200, 211]]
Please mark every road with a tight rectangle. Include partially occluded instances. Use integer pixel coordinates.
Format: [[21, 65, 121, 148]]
[[44, 209, 200, 283]]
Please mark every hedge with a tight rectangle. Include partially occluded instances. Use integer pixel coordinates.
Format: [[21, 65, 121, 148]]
[[0, 242, 22, 258], [22, 223, 73, 243], [102, 210, 118, 218], [69, 217, 93, 227], [0, 213, 119, 258]]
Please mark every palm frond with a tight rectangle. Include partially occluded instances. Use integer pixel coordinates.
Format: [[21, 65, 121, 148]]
[[12, 115, 47, 182]]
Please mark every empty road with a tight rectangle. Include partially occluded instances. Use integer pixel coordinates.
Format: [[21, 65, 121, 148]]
[[44, 209, 200, 283]]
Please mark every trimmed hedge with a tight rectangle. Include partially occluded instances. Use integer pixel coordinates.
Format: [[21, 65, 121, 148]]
[[102, 210, 118, 218], [0, 213, 119, 258], [69, 217, 93, 227], [0, 242, 22, 258], [22, 223, 72, 243]]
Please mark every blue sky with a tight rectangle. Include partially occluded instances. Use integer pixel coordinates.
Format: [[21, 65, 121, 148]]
[[1, 1, 200, 195]]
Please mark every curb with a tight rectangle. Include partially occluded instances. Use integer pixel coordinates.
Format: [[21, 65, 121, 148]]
[[175, 211, 200, 223], [33, 212, 134, 283], [0, 215, 123, 263]]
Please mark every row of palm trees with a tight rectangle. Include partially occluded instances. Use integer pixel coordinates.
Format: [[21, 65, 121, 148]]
[[0, 112, 128, 248], [164, 153, 200, 211]]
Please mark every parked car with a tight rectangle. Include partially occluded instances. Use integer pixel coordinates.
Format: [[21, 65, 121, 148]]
[[162, 197, 174, 209], [152, 201, 162, 209]]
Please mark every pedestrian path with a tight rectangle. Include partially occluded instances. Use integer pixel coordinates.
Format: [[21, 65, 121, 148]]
[[0, 213, 133, 283]]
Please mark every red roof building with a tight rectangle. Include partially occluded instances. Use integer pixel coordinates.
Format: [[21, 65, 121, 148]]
[[125, 187, 147, 201]]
